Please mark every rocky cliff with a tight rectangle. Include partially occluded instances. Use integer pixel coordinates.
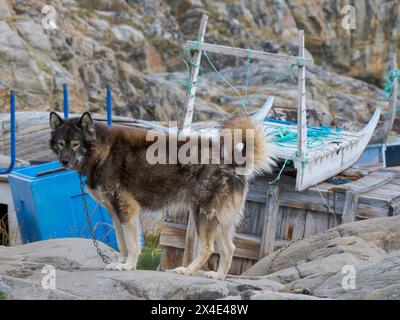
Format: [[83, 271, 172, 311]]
[[0, 0, 399, 128]]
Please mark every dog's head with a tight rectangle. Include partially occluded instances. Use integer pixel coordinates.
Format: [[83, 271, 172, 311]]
[[49, 112, 95, 169]]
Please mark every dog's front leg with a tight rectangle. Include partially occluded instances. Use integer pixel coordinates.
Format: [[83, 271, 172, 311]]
[[105, 213, 128, 270], [106, 192, 141, 271], [119, 216, 142, 270]]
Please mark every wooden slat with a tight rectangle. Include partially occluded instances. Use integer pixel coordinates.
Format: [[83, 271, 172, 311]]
[[240, 200, 262, 236], [233, 234, 261, 260], [179, 15, 208, 130], [356, 202, 390, 218], [160, 223, 261, 260], [159, 222, 186, 248], [389, 198, 400, 216], [304, 210, 329, 237], [185, 41, 313, 67], [331, 168, 400, 194], [160, 247, 183, 271], [291, 208, 307, 240], [259, 186, 280, 258], [342, 190, 359, 223], [279, 189, 344, 214], [280, 207, 294, 240], [295, 30, 307, 190], [381, 55, 398, 142], [274, 206, 284, 239]]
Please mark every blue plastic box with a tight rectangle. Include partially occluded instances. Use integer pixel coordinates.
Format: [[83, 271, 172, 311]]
[[355, 144, 386, 168], [8, 161, 144, 250]]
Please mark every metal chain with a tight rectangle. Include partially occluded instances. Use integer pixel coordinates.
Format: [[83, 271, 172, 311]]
[[78, 173, 111, 264]]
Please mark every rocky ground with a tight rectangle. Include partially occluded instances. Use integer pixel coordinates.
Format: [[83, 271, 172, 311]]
[[1, 216, 399, 300], [0, 0, 399, 132]]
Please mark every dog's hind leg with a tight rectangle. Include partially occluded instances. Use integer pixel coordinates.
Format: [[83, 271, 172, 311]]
[[203, 189, 245, 280], [172, 214, 217, 276], [204, 223, 235, 280]]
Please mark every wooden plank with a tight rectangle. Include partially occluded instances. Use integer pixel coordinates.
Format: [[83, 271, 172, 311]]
[[274, 206, 284, 240], [279, 207, 294, 241], [240, 200, 262, 236], [160, 223, 260, 260], [282, 207, 319, 239], [295, 30, 307, 190], [179, 15, 208, 130], [259, 186, 280, 258], [233, 234, 260, 260], [342, 190, 359, 223], [304, 210, 329, 238], [229, 257, 243, 275], [382, 55, 398, 142], [240, 258, 257, 274], [390, 198, 400, 216], [291, 208, 308, 240], [185, 41, 314, 67], [356, 203, 390, 219], [160, 247, 183, 271], [279, 189, 345, 214], [331, 168, 400, 194], [159, 222, 186, 248]]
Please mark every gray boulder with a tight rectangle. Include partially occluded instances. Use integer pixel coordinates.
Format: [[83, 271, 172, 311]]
[[243, 216, 400, 299], [0, 238, 288, 300]]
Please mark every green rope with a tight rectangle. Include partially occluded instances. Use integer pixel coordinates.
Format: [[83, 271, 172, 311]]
[[383, 68, 400, 98], [266, 125, 342, 149], [172, 40, 205, 99], [268, 152, 294, 185], [203, 51, 249, 112]]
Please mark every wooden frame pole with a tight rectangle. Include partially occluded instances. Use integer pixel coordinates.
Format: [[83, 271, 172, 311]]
[[179, 15, 208, 131], [382, 54, 398, 142], [296, 30, 307, 167], [185, 41, 313, 67]]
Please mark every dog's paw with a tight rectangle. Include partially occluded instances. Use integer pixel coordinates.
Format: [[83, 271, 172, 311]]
[[105, 262, 135, 271], [167, 266, 191, 275], [105, 262, 119, 270], [203, 271, 225, 280]]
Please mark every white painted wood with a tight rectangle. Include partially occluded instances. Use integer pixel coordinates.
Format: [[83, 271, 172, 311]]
[[296, 30, 307, 191], [185, 41, 313, 67], [0, 177, 22, 245], [180, 15, 208, 131], [382, 55, 398, 142], [294, 108, 381, 191], [250, 96, 274, 122]]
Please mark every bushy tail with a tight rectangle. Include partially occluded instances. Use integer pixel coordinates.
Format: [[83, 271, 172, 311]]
[[220, 115, 276, 176]]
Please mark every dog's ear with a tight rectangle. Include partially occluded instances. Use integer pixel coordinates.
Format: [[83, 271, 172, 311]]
[[78, 112, 95, 139], [49, 112, 64, 130]]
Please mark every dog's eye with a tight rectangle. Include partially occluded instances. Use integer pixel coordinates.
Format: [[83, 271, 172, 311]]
[[58, 141, 65, 148], [71, 142, 80, 149]]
